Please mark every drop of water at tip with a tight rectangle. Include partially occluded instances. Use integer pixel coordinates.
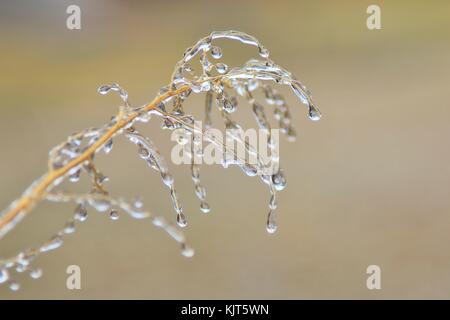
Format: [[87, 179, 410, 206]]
[[9, 280, 20, 291], [181, 244, 195, 258], [211, 46, 222, 59], [64, 221, 76, 234], [258, 46, 270, 58], [97, 85, 111, 95], [30, 268, 43, 279], [308, 104, 322, 121], [272, 170, 287, 191], [109, 210, 120, 221], [242, 164, 258, 177], [0, 269, 10, 284], [216, 63, 228, 74], [162, 173, 174, 187], [266, 210, 278, 234], [74, 205, 88, 222], [266, 223, 278, 234], [177, 213, 188, 228], [200, 202, 210, 214], [133, 197, 144, 209]]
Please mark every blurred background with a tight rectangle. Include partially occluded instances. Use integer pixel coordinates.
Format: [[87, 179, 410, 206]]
[[1, 0, 450, 299]]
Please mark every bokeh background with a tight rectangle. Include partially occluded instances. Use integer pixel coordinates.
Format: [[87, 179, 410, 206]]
[[1, 0, 450, 299]]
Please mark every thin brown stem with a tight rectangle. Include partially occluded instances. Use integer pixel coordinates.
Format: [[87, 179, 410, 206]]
[[0, 86, 190, 239]]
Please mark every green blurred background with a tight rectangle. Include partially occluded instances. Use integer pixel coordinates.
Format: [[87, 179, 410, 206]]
[[1, 0, 450, 299]]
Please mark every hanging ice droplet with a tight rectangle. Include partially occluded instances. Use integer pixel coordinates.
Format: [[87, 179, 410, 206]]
[[103, 139, 113, 154], [177, 212, 188, 228], [216, 63, 228, 74], [74, 204, 88, 222], [266, 210, 278, 234], [200, 81, 211, 92], [89, 198, 111, 212], [16, 264, 26, 273], [29, 268, 43, 279], [272, 170, 287, 191], [109, 209, 120, 221], [242, 164, 258, 177], [138, 145, 150, 159], [64, 221, 76, 234], [162, 173, 174, 187], [211, 46, 222, 59], [200, 202, 211, 214], [258, 46, 270, 58], [69, 169, 81, 183], [181, 244, 195, 258], [223, 99, 236, 113], [308, 104, 322, 121], [8, 280, 20, 291], [0, 268, 9, 284], [137, 111, 151, 123], [133, 197, 143, 209], [40, 235, 63, 252], [97, 85, 111, 95]]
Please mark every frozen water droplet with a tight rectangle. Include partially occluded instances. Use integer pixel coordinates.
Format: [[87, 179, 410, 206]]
[[191, 83, 202, 93], [200, 81, 211, 92], [211, 46, 222, 59], [30, 268, 43, 279], [40, 235, 63, 252], [162, 173, 174, 187], [64, 221, 76, 234], [223, 98, 236, 113], [242, 164, 258, 177], [216, 63, 228, 74], [181, 244, 195, 258], [9, 280, 20, 291], [103, 139, 113, 154], [200, 202, 210, 214], [138, 145, 150, 159], [308, 104, 322, 121], [74, 204, 88, 222], [90, 198, 111, 212], [0, 269, 10, 284], [69, 169, 81, 183], [16, 264, 26, 273], [258, 46, 269, 58], [266, 210, 278, 234], [98, 85, 111, 95], [137, 111, 152, 123], [177, 213, 188, 228], [133, 197, 143, 209], [272, 170, 287, 191], [109, 209, 120, 221]]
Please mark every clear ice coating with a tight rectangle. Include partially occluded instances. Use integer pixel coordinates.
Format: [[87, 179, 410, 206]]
[[0, 30, 321, 291]]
